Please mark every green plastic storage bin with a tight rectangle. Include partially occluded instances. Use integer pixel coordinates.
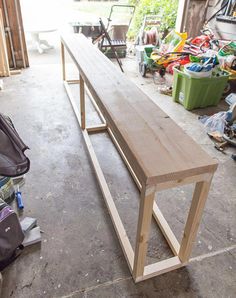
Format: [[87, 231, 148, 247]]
[[172, 67, 229, 110]]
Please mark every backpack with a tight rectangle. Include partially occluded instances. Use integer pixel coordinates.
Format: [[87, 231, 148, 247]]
[[0, 113, 30, 177], [0, 199, 24, 271]]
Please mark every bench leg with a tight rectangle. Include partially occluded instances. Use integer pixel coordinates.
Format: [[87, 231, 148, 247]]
[[61, 42, 66, 81], [179, 174, 213, 262], [133, 185, 155, 279], [80, 75, 86, 130]]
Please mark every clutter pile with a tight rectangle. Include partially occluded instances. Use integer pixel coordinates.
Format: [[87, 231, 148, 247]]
[[199, 94, 236, 158], [136, 28, 236, 110]]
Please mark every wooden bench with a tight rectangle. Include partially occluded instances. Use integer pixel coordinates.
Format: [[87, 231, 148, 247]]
[[61, 34, 218, 282]]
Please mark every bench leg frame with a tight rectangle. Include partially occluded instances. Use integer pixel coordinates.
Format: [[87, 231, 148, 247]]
[[61, 43, 214, 282]]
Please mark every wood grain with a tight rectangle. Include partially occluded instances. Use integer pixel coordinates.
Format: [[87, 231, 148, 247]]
[[179, 175, 213, 262], [61, 34, 218, 186], [133, 186, 155, 279]]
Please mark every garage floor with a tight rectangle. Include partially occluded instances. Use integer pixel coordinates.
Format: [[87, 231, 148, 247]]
[[0, 50, 236, 298]]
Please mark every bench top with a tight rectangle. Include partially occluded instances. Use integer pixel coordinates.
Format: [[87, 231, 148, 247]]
[[61, 34, 218, 186]]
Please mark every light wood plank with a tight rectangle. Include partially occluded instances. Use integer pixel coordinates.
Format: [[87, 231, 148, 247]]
[[87, 124, 107, 133], [61, 42, 66, 81], [0, 8, 10, 77], [133, 186, 155, 279], [67, 79, 80, 84], [154, 173, 212, 192], [79, 74, 85, 130], [136, 256, 184, 282], [85, 85, 106, 125], [10, 69, 21, 75], [179, 175, 213, 262]]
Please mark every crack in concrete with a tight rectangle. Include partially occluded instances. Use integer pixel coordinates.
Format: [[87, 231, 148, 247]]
[[61, 245, 236, 298], [60, 276, 132, 298], [21, 274, 36, 290]]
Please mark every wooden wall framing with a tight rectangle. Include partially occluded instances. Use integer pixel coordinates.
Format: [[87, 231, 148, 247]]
[[0, 0, 28, 69]]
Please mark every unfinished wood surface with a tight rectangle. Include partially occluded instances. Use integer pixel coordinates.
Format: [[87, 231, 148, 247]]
[[154, 173, 212, 192], [87, 124, 107, 133], [61, 42, 66, 81], [67, 79, 80, 84], [79, 74, 85, 130], [179, 175, 213, 262], [133, 186, 155, 279], [10, 69, 21, 75], [61, 34, 217, 186], [0, 8, 9, 77], [138, 256, 184, 282]]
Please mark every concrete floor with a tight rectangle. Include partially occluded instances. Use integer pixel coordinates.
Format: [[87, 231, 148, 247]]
[[0, 47, 236, 298]]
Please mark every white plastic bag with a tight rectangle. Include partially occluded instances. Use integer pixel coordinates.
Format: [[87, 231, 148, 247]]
[[200, 112, 228, 136]]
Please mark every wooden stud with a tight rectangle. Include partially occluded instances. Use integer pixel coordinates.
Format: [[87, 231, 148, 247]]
[[133, 185, 155, 279], [87, 124, 107, 133], [154, 173, 211, 192], [10, 69, 21, 75], [179, 175, 213, 262], [61, 42, 66, 81], [0, 8, 10, 77], [13, 0, 26, 68], [67, 79, 80, 84], [79, 74, 85, 130], [136, 256, 184, 282]]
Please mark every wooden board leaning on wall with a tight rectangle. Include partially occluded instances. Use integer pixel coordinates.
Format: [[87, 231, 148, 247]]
[[0, 8, 10, 77], [0, 0, 28, 69]]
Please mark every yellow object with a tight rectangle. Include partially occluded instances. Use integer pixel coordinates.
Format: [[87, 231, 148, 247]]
[[149, 30, 188, 67], [159, 30, 187, 54]]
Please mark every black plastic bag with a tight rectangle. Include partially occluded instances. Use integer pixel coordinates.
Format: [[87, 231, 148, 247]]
[[0, 114, 30, 177]]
